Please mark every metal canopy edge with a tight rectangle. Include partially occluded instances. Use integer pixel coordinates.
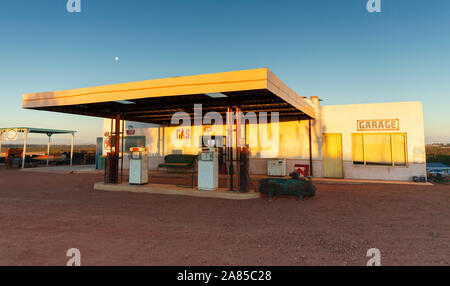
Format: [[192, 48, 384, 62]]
[[22, 68, 316, 124]]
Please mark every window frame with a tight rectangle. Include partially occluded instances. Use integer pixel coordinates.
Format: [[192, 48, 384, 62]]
[[351, 132, 408, 167]]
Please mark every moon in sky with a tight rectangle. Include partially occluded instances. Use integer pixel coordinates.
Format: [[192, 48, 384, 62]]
[[114, 56, 120, 61]]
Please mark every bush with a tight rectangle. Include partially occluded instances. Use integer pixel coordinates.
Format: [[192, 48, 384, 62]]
[[426, 146, 450, 166]]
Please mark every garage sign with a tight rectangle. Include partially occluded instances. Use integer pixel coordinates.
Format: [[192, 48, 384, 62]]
[[357, 119, 399, 131]]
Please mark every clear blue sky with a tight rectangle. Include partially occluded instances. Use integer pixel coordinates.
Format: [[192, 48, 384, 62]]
[[0, 0, 449, 144]]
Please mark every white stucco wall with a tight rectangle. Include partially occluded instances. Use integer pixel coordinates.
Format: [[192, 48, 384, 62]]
[[318, 101, 426, 180], [102, 100, 427, 181]]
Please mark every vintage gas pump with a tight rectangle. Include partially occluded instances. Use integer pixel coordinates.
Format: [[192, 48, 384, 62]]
[[197, 147, 219, 191], [128, 147, 149, 185]]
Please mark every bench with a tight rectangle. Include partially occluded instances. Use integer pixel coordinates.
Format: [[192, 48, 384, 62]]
[[158, 154, 198, 187]]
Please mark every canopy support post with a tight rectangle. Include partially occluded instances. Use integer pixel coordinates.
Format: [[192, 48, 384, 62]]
[[162, 126, 165, 156], [105, 115, 121, 184], [0, 131, 2, 159], [309, 119, 313, 177], [114, 115, 121, 183], [235, 106, 241, 192], [70, 133, 74, 167], [121, 118, 124, 184], [22, 129, 28, 169], [46, 133, 52, 167], [226, 106, 233, 192]]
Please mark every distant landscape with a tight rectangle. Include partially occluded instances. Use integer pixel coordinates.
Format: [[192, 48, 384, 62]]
[[1, 144, 449, 166], [426, 145, 450, 166], [0, 144, 96, 155]]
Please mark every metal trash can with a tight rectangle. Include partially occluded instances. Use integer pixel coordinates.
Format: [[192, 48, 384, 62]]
[[97, 155, 106, 170]]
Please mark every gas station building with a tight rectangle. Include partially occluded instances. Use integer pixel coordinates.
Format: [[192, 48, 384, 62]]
[[23, 68, 427, 184], [103, 101, 426, 182]]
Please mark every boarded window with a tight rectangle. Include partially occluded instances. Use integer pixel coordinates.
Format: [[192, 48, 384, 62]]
[[365, 134, 392, 165], [351, 134, 364, 165], [351, 133, 407, 166], [392, 133, 407, 166]]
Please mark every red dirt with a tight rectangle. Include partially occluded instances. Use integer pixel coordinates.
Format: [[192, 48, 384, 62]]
[[0, 169, 448, 266]]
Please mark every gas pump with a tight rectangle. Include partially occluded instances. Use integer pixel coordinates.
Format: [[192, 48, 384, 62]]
[[197, 147, 219, 191], [128, 147, 149, 185]]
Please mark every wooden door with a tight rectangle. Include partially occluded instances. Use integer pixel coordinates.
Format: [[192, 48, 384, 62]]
[[322, 133, 343, 178]]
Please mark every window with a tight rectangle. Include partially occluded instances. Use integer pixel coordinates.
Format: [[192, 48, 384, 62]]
[[351, 133, 407, 166]]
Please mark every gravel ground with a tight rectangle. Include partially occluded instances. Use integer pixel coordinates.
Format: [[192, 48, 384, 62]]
[[0, 169, 448, 266]]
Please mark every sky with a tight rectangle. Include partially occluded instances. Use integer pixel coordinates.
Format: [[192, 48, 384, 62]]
[[0, 0, 449, 144]]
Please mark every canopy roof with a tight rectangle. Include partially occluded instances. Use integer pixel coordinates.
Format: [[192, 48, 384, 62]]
[[22, 68, 316, 125], [0, 127, 75, 135]]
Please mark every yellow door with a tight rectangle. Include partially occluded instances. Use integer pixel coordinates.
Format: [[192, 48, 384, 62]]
[[322, 133, 343, 178]]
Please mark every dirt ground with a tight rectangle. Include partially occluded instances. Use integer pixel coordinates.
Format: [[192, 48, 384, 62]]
[[0, 169, 448, 266]]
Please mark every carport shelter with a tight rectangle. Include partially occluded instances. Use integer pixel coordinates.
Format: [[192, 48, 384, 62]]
[[0, 127, 75, 168]]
